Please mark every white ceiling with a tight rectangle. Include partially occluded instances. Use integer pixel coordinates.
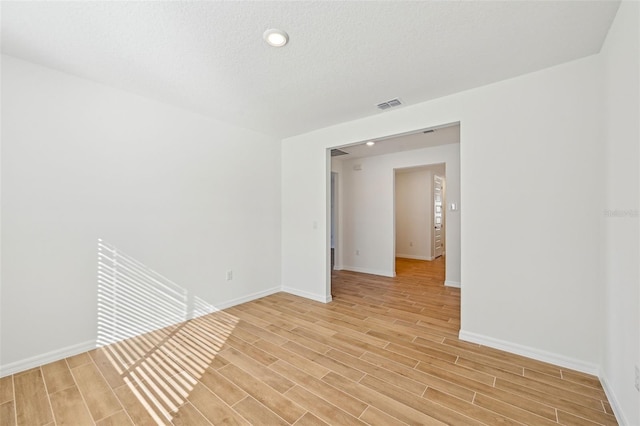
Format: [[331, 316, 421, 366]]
[[1, 1, 620, 138], [333, 123, 460, 160]]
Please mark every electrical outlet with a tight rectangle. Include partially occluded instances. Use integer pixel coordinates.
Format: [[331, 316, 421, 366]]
[[635, 365, 639, 392], [226, 270, 233, 281]]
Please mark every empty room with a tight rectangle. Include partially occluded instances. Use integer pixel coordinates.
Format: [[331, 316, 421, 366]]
[[1, 1, 638, 425]]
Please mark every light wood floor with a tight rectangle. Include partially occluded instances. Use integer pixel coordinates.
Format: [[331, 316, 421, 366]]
[[1, 257, 617, 425]]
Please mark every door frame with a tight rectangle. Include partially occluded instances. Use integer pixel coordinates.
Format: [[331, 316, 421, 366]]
[[432, 173, 445, 258]]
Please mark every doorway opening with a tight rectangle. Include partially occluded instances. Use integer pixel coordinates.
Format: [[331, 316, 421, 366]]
[[330, 171, 338, 273], [394, 163, 446, 281], [327, 122, 461, 296]]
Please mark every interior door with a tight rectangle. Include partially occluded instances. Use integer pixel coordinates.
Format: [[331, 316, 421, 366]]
[[433, 174, 444, 258]]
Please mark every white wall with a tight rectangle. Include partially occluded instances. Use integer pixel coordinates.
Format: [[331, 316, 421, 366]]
[[395, 168, 432, 261], [460, 58, 604, 370], [601, 2, 640, 424], [1, 55, 282, 373], [282, 54, 603, 372]]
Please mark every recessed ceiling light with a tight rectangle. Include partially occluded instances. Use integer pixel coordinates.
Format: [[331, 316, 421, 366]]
[[264, 29, 289, 47], [366, 141, 375, 147]]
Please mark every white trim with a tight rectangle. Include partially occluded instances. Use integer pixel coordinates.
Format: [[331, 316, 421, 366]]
[[212, 286, 281, 311], [444, 280, 461, 288], [282, 286, 332, 303], [341, 266, 395, 277], [1, 340, 96, 377], [458, 330, 600, 375], [396, 254, 432, 261], [600, 373, 628, 426]]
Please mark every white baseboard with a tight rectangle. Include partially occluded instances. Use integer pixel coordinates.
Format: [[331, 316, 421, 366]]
[[212, 286, 281, 311], [396, 254, 431, 261], [458, 330, 600, 376], [341, 266, 395, 278], [282, 287, 332, 303], [1, 340, 96, 377], [444, 280, 461, 288], [599, 373, 628, 426]]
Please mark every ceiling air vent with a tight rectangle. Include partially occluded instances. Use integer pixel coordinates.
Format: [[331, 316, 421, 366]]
[[376, 98, 402, 110], [331, 149, 349, 157]]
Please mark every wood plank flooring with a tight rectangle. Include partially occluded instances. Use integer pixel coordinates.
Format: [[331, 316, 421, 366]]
[[1, 257, 617, 425]]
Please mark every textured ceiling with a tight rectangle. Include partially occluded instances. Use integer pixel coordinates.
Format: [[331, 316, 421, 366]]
[[1, 1, 620, 138]]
